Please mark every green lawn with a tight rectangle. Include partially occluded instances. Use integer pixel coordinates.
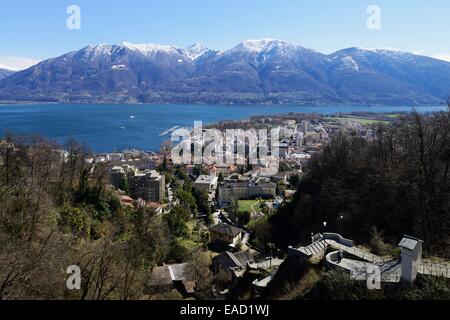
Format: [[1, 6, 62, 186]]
[[180, 239, 201, 250], [332, 117, 390, 125], [238, 200, 260, 213], [383, 114, 402, 119], [184, 220, 202, 245]]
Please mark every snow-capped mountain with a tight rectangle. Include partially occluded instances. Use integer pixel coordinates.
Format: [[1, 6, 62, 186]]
[[0, 40, 449, 105], [326, 47, 450, 103], [0, 68, 15, 80], [185, 43, 214, 61]]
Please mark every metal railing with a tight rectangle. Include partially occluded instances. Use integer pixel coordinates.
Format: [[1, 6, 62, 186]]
[[326, 240, 391, 265], [418, 262, 450, 278]]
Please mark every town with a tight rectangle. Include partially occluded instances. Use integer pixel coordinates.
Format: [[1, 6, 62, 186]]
[[77, 112, 449, 299]]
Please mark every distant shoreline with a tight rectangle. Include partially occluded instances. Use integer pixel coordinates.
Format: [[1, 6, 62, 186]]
[[0, 100, 446, 109], [0, 103, 447, 153]]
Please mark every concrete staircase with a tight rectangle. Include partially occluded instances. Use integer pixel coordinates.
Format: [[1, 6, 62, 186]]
[[298, 239, 328, 257]]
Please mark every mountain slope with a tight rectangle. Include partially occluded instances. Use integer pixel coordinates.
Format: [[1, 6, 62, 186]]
[[0, 68, 15, 80], [327, 48, 450, 105], [0, 40, 449, 105]]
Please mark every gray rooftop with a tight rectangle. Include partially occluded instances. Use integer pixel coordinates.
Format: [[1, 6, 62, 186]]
[[398, 235, 422, 251], [148, 266, 172, 287], [168, 263, 189, 281], [220, 181, 276, 188], [213, 250, 253, 271], [210, 223, 243, 237], [195, 175, 217, 185]]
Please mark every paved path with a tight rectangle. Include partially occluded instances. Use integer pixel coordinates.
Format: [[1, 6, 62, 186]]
[[249, 258, 284, 270], [295, 235, 450, 281], [252, 275, 273, 288], [297, 238, 388, 264], [250, 201, 260, 215], [346, 260, 400, 282], [325, 240, 390, 265]]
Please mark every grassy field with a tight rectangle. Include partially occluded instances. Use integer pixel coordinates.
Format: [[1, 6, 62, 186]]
[[332, 117, 390, 125], [183, 220, 202, 248], [238, 200, 260, 213], [180, 239, 201, 250], [383, 114, 402, 119]]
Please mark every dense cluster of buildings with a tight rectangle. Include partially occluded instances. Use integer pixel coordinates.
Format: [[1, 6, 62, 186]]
[[94, 117, 357, 214], [78, 114, 406, 298], [100, 118, 332, 210]]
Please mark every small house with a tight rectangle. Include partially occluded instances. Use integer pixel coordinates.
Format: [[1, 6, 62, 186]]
[[209, 223, 243, 246], [212, 250, 254, 282]]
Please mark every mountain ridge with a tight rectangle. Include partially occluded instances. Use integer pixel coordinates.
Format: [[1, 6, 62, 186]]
[[0, 68, 15, 80], [0, 39, 449, 105]]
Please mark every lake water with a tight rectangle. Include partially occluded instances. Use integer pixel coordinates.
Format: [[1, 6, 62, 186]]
[[0, 103, 446, 152]]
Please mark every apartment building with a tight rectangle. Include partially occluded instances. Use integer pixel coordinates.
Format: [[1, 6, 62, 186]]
[[218, 181, 276, 206], [127, 169, 165, 202], [194, 175, 218, 193], [109, 165, 165, 202]]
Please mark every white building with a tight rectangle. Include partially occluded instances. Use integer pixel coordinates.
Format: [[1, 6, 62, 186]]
[[218, 181, 276, 206], [194, 175, 218, 193]]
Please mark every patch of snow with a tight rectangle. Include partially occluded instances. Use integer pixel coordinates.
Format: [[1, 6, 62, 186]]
[[354, 46, 412, 57], [80, 44, 113, 58], [185, 43, 209, 60], [234, 39, 294, 53], [116, 42, 212, 61], [118, 42, 181, 57], [341, 56, 360, 71], [91, 44, 112, 56], [112, 64, 127, 70], [221, 38, 302, 62]]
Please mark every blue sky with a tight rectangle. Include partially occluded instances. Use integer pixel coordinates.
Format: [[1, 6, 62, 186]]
[[1, 0, 450, 69]]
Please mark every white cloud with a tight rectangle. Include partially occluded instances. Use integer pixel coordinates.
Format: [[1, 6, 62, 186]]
[[0, 56, 41, 71], [433, 54, 450, 62]]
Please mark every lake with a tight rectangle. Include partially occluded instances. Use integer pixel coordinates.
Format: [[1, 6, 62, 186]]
[[0, 103, 447, 152]]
